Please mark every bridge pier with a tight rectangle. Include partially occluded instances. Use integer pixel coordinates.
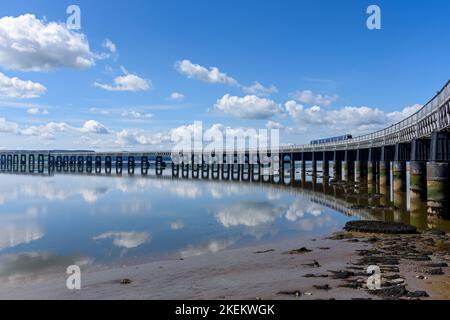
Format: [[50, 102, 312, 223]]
[[343, 150, 355, 182], [332, 151, 342, 180], [392, 143, 410, 192], [427, 132, 450, 219], [410, 138, 429, 202]]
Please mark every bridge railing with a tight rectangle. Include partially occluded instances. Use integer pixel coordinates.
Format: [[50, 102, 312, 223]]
[[281, 79, 450, 152]]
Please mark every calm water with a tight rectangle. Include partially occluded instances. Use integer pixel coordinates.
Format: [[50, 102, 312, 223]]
[[0, 164, 448, 282]]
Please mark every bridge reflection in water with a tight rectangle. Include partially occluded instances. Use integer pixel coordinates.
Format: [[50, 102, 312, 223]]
[[1, 159, 449, 233]]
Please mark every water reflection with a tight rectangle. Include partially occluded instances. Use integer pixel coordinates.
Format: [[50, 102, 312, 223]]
[[0, 167, 449, 284]]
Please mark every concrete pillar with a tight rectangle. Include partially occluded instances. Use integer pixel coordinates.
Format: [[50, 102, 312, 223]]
[[322, 160, 329, 179], [301, 159, 306, 178], [410, 161, 426, 201], [311, 159, 317, 177], [290, 158, 295, 182], [343, 161, 353, 181], [426, 162, 449, 219], [332, 160, 341, 180], [393, 161, 406, 192], [280, 157, 285, 182], [367, 161, 376, 182], [379, 161, 390, 186], [354, 161, 362, 182]]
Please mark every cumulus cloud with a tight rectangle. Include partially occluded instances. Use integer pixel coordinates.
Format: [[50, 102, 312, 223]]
[[243, 81, 278, 97], [121, 110, 153, 119], [175, 59, 239, 86], [27, 107, 48, 115], [0, 72, 46, 99], [93, 231, 150, 249], [102, 38, 117, 53], [115, 129, 169, 146], [284, 100, 423, 135], [0, 14, 95, 71], [94, 68, 151, 92], [215, 94, 283, 119], [291, 90, 338, 107], [169, 92, 185, 101], [20, 122, 69, 140], [180, 239, 237, 258], [80, 120, 109, 134], [0, 117, 19, 133], [266, 120, 284, 130], [216, 202, 284, 228]]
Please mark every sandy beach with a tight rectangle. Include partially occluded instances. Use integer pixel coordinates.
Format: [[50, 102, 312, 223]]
[[0, 227, 448, 300]]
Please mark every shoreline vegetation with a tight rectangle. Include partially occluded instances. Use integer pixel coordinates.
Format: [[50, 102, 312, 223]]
[[0, 222, 448, 300]]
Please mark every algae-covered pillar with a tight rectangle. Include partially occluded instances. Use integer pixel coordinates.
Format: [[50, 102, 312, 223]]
[[393, 143, 409, 192], [322, 151, 329, 179], [342, 149, 355, 181], [367, 147, 378, 183], [332, 150, 342, 180], [410, 138, 429, 202], [354, 148, 368, 182], [427, 131, 450, 219], [311, 152, 317, 177], [379, 145, 394, 187]]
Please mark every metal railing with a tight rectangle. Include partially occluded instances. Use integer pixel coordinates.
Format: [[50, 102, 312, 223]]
[[281, 79, 450, 152]]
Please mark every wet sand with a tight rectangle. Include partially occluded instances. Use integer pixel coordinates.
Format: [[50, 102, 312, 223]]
[[0, 230, 448, 300]]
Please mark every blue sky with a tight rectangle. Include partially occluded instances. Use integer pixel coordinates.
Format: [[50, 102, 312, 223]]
[[0, 0, 449, 150]]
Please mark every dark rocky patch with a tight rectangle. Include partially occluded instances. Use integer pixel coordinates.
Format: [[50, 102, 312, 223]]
[[287, 247, 312, 254], [406, 291, 429, 298], [328, 270, 355, 279], [254, 249, 275, 254], [344, 221, 417, 234], [303, 274, 328, 278], [313, 284, 331, 290]]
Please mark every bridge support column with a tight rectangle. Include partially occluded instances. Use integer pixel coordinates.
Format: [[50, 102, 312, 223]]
[[301, 159, 306, 179], [379, 161, 390, 187], [393, 161, 407, 192], [322, 153, 329, 178], [410, 161, 426, 201], [342, 161, 353, 181], [427, 162, 449, 219], [332, 152, 341, 180], [290, 154, 295, 183], [367, 161, 375, 182], [354, 161, 362, 182], [426, 131, 450, 219]]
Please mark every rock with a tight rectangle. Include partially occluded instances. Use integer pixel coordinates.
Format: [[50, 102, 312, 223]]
[[427, 268, 444, 275], [328, 270, 355, 279], [277, 290, 302, 297], [318, 247, 330, 250], [369, 285, 407, 299], [426, 262, 448, 268], [406, 291, 429, 298], [344, 221, 417, 234], [303, 274, 328, 278], [254, 249, 275, 254], [302, 260, 321, 268], [288, 247, 312, 254], [119, 278, 133, 285], [313, 284, 331, 290], [328, 232, 354, 240]]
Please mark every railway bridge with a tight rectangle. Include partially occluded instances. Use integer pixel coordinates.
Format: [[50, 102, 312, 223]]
[[1, 80, 450, 218]]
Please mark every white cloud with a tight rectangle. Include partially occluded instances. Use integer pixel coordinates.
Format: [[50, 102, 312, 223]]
[[0, 72, 46, 99], [216, 202, 283, 228], [0, 14, 95, 71], [215, 94, 282, 119], [20, 122, 69, 140], [169, 92, 185, 101], [121, 110, 153, 119], [102, 38, 117, 53], [95, 68, 151, 92], [27, 107, 48, 115], [180, 239, 236, 258], [291, 90, 338, 107], [93, 231, 150, 249], [80, 120, 110, 134], [0, 117, 19, 133], [115, 129, 169, 146], [285, 100, 423, 135], [175, 59, 239, 86], [243, 81, 278, 97], [170, 221, 185, 230], [266, 120, 284, 130], [0, 223, 44, 250]]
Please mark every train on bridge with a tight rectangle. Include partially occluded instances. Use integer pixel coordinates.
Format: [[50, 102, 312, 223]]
[[310, 134, 353, 145]]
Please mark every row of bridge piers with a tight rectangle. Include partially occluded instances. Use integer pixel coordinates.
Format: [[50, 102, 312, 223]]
[[1, 132, 449, 219]]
